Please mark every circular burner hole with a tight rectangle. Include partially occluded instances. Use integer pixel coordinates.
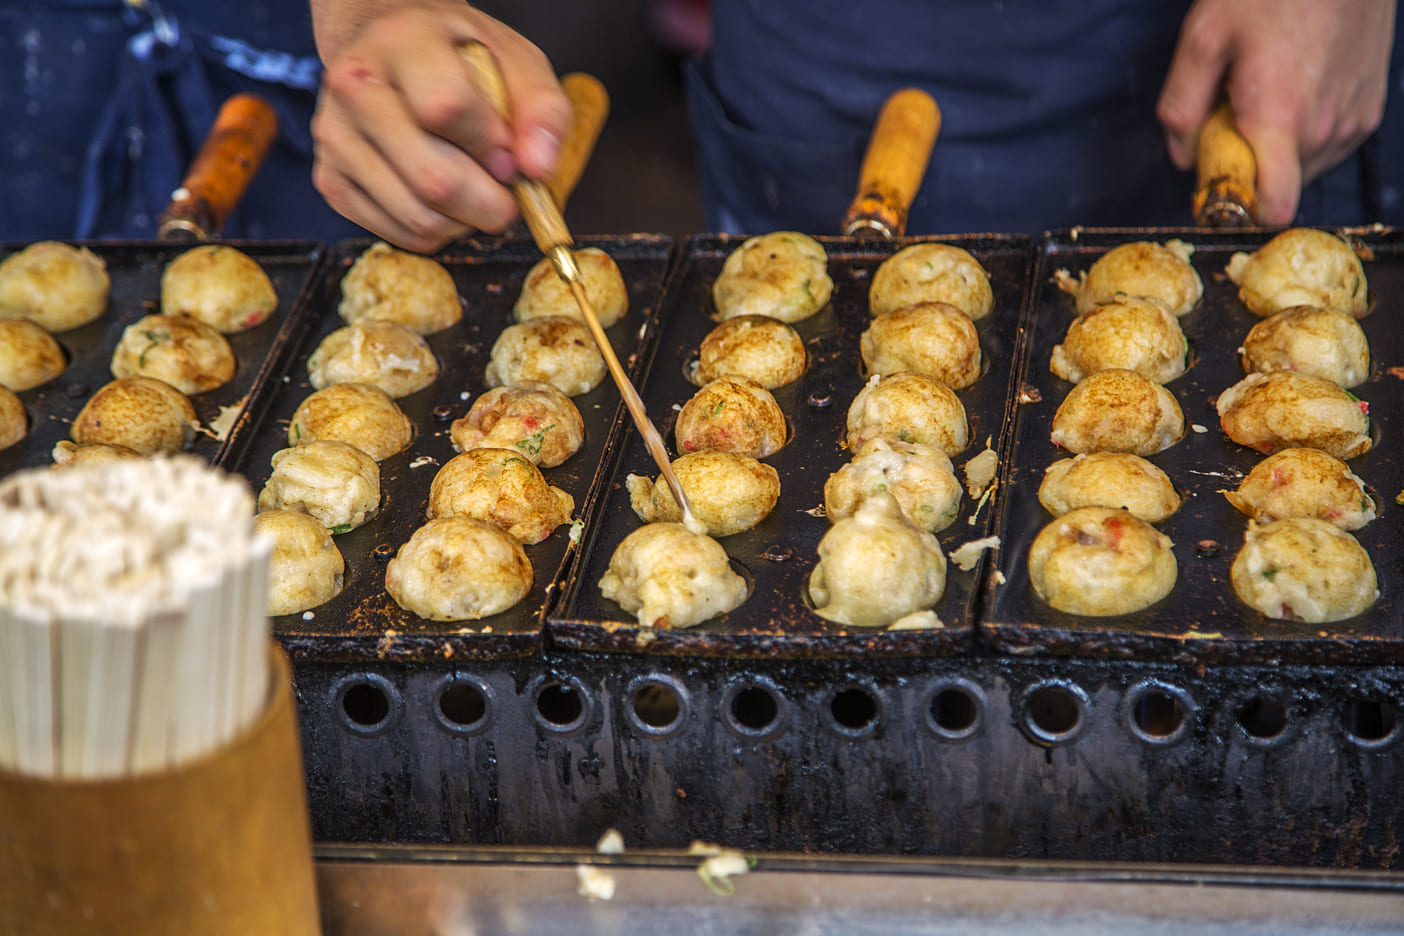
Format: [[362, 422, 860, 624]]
[[929, 685, 981, 739], [534, 678, 590, 734], [432, 675, 495, 735], [1344, 697, 1400, 749], [344, 684, 389, 726], [1237, 694, 1289, 742], [827, 686, 879, 736], [1022, 682, 1087, 746], [629, 676, 687, 735], [331, 673, 401, 737], [724, 682, 786, 738], [1125, 682, 1193, 747]]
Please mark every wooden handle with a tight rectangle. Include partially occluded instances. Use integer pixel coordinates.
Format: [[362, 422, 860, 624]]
[[548, 73, 610, 211], [1193, 102, 1259, 227], [157, 93, 278, 241], [843, 88, 941, 237]]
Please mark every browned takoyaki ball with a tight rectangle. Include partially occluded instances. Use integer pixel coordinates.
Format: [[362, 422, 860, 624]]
[[1225, 228, 1368, 318], [1050, 369, 1184, 456], [1217, 372, 1371, 459], [71, 376, 196, 456], [451, 382, 585, 468], [860, 301, 982, 389], [675, 376, 787, 458]]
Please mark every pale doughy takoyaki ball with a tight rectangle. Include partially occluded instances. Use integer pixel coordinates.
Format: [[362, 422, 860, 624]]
[[426, 448, 574, 545], [484, 315, 606, 397], [1050, 295, 1187, 384], [0, 241, 109, 332], [160, 244, 277, 334], [0, 386, 25, 451], [257, 440, 381, 532], [71, 376, 196, 456], [0, 319, 65, 390], [711, 231, 834, 323], [306, 320, 439, 399], [1240, 305, 1370, 388], [1223, 448, 1375, 530], [288, 382, 413, 461], [809, 493, 947, 628], [824, 439, 963, 533], [337, 241, 461, 335], [1050, 369, 1184, 456], [1216, 372, 1371, 459], [385, 517, 533, 621], [845, 372, 968, 457], [860, 301, 982, 389], [514, 247, 627, 327], [693, 315, 806, 389], [1231, 518, 1378, 623], [1028, 506, 1177, 616], [450, 381, 584, 468], [869, 243, 993, 321], [675, 376, 787, 458], [599, 521, 748, 628], [626, 450, 780, 537], [110, 313, 235, 395], [50, 440, 144, 468], [254, 509, 346, 616], [1225, 228, 1368, 318], [1055, 240, 1203, 317], [1038, 452, 1181, 523]]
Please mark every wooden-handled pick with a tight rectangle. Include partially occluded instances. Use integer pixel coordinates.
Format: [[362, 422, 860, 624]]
[[843, 88, 941, 238], [457, 40, 701, 533], [548, 72, 610, 211], [157, 93, 279, 241], [1193, 101, 1259, 228]]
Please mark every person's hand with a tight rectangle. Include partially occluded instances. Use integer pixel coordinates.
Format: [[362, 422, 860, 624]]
[[310, 0, 572, 252], [1157, 0, 1396, 224]]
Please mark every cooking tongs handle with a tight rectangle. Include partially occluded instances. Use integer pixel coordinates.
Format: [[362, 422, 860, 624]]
[[1193, 102, 1259, 228], [843, 88, 941, 238], [157, 93, 279, 242]]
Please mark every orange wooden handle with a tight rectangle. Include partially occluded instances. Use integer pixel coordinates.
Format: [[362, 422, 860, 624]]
[[547, 73, 610, 212], [158, 94, 278, 241], [1193, 102, 1259, 227], [843, 88, 941, 237]]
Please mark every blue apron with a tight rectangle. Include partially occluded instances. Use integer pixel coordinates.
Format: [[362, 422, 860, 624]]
[[690, 0, 1404, 235], [0, 0, 366, 241]]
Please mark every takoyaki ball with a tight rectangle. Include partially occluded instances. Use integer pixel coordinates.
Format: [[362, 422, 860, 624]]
[[451, 382, 584, 468], [0, 319, 65, 390], [845, 372, 968, 457], [257, 440, 381, 532], [288, 382, 413, 461], [1231, 518, 1378, 623], [50, 440, 144, 468], [514, 247, 627, 327], [1038, 452, 1181, 523], [306, 320, 439, 399], [484, 316, 606, 397], [109, 313, 235, 395], [712, 231, 833, 324], [1225, 228, 1368, 318], [160, 244, 277, 334], [675, 376, 787, 458], [1054, 239, 1203, 317], [1240, 305, 1370, 388], [426, 448, 574, 545], [869, 243, 993, 321], [860, 301, 982, 389], [1223, 448, 1375, 530], [693, 315, 806, 389], [1217, 372, 1371, 459], [626, 450, 780, 537], [0, 386, 25, 451], [809, 493, 947, 628], [253, 509, 346, 617], [385, 517, 533, 621], [599, 521, 749, 628], [1049, 295, 1187, 384], [1027, 506, 1177, 616], [824, 439, 963, 533], [1050, 369, 1185, 456], [71, 376, 196, 456], [338, 241, 461, 335], [0, 241, 109, 332]]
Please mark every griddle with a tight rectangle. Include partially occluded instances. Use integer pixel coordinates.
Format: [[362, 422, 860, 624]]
[[984, 226, 1403, 666], [549, 233, 1035, 659], [226, 234, 675, 664], [0, 240, 325, 479]]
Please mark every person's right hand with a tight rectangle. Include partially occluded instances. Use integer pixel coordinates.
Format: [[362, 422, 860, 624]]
[[310, 0, 573, 253]]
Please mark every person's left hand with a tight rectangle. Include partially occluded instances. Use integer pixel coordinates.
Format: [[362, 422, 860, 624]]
[[1157, 0, 1396, 224]]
